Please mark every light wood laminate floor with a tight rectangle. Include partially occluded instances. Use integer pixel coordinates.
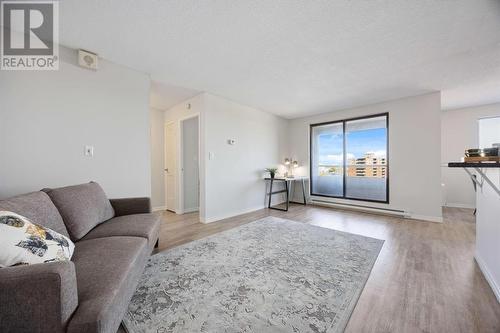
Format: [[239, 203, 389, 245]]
[[151, 204, 500, 333]]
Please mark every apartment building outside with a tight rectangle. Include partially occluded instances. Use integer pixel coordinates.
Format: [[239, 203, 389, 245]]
[[347, 152, 387, 178]]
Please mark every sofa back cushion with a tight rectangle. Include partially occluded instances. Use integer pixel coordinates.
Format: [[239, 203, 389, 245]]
[[43, 182, 115, 241], [0, 191, 70, 238]]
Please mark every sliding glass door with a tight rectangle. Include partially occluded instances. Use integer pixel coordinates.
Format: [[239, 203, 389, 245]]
[[310, 122, 344, 197], [310, 113, 389, 203]]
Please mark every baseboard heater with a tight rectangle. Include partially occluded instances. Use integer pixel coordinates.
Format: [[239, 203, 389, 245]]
[[311, 198, 410, 218]]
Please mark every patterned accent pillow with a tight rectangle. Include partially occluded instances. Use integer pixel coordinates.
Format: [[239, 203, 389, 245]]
[[0, 211, 75, 267]]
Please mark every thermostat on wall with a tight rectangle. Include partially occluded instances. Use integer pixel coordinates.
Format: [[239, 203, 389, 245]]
[[227, 139, 236, 145], [78, 49, 98, 70]]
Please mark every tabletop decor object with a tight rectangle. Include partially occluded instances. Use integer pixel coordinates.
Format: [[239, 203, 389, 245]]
[[265, 167, 278, 178]]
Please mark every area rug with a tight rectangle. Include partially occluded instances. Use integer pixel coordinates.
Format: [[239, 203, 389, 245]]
[[123, 216, 383, 333]]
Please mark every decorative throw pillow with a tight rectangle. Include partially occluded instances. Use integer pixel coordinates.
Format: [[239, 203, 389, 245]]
[[0, 211, 75, 267]]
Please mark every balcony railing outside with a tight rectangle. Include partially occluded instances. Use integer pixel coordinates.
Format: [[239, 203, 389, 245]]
[[313, 164, 387, 201]]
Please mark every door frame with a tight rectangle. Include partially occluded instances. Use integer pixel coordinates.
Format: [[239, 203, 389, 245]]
[[177, 113, 200, 214], [164, 121, 176, 213]]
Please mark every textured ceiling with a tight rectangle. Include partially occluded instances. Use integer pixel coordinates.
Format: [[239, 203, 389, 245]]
[[60, 1, 500, 118], [150, 81, 200, 110]]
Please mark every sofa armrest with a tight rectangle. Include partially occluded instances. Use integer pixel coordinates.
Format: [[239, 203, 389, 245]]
[[0, 261, 78, 333], [109, 197, 151, 216]]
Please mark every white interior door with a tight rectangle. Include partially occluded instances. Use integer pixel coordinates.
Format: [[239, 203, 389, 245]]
[[165, 122, 176, 212]]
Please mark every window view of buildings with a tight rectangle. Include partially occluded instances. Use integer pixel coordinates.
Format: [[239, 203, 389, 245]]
[[349, 152, 387, 177], [312, 114, 388, 201], [319, 152, 387, 178]]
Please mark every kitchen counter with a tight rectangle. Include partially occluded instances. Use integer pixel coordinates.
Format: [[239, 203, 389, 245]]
[[448, 162, 500, 168]]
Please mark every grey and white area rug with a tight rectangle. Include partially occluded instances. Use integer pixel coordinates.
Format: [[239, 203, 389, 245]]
[[123, 216, 384, 333]]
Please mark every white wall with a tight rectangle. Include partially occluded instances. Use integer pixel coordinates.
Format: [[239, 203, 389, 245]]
[[288, 93, 442, 222], [202, 93, 289, 222], [164, 92, 442, 223], [441, 103, 500, 208], [160, 93, 288, 221], [150, 107, 165, 208], [0, 46, 151, 199]]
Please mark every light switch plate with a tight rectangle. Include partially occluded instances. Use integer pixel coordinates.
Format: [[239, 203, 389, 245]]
[[209, 152, 214, 160], [84, 145, 94, 157]]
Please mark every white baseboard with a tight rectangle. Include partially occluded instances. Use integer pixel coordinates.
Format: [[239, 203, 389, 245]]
[[152, 206, 167, 212], [311, 200, 443, 223], [475, 253, 500, 303], [407, 214, 443, 223], [201, 205, 265, 224], [444, 203, 476, 209], [311, 200, 408, 218], [174, 207, 199, 215], [199, 201, 443, 224]]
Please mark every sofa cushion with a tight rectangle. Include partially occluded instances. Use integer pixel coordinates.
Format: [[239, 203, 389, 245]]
[[67, 236, 148, 333], [44, 182, 115, 241], [81, 213, 161, 250], [0, 191, 70, 238], [0, 211, 75, 267]]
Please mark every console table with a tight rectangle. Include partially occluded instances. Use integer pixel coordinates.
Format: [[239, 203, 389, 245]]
[[264, 177, 308, 211]]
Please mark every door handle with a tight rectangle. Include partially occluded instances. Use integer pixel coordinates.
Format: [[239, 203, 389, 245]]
[[164, 168, 169, 172]]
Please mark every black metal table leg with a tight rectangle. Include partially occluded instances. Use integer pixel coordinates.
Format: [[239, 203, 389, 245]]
[[268, 178, 273, 209], [301, 178, 307, 205], [285, 179, 289, 211], [266, 178, 289, 211]]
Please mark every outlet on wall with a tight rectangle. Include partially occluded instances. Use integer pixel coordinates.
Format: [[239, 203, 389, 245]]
[[84, 145, 94, 157]]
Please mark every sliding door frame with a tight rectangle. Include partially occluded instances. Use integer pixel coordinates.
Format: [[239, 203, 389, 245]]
[[309, 112, 389, 204]]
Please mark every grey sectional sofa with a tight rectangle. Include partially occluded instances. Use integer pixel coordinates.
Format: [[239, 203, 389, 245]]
[[0, 182, 161, 333]]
